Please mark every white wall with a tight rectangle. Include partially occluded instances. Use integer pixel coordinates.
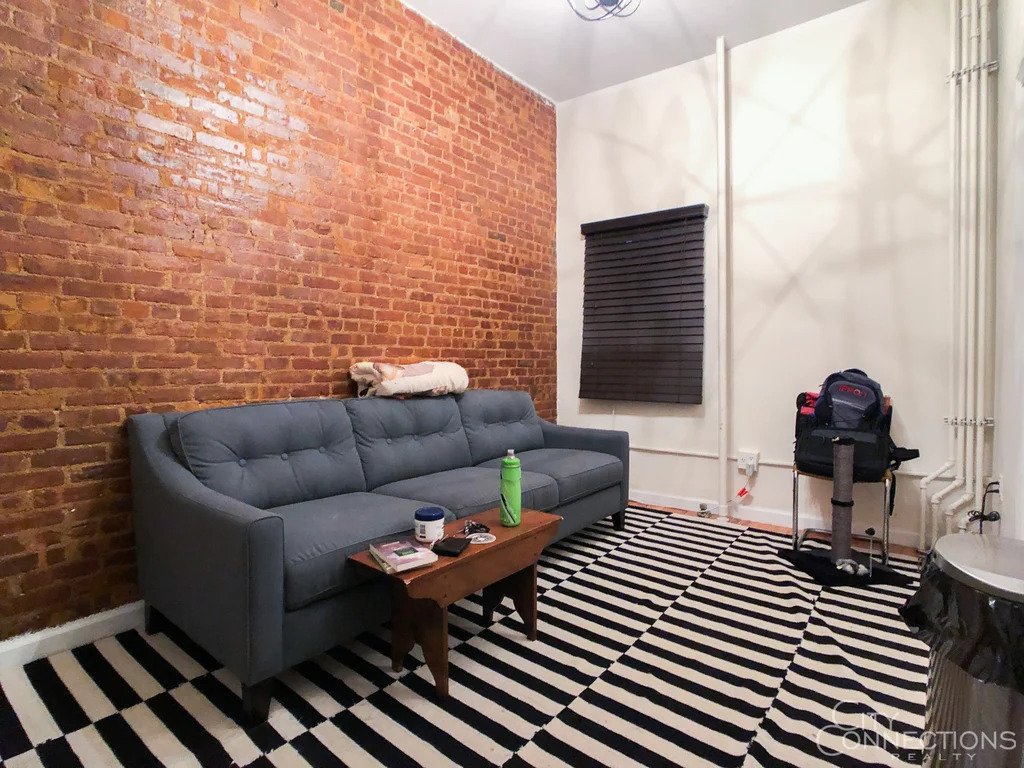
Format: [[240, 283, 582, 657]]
[[557, 0, 950, 543], [994, 0, 1024, 539]]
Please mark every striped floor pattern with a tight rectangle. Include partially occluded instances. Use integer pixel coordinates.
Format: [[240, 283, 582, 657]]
[[0, 508, 928, 767]]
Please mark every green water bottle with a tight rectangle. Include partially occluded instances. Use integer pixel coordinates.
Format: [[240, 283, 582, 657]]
[[499, 449, 522, 527]]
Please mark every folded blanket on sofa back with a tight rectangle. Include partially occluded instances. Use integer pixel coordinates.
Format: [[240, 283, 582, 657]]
[[350, 361, 469, 398]]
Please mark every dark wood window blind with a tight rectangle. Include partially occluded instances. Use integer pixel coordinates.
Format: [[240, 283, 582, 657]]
[[579, 204, 708, 404]]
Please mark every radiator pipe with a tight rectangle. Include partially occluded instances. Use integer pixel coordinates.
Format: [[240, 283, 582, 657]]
[[715, 36, 731, 512], [971, 0, 993, 514], [945, 0, 999, 532], [929, 0, 969, 541], [919, 460, 953, 550], [921, 0, 966, 550], [945, 0, 982, 530]]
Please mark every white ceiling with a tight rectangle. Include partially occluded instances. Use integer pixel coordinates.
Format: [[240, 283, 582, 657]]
[[399, 0, 866, 102]]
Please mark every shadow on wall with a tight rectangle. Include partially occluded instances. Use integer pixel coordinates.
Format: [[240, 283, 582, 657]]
[[729, 0, 948, 463], [734, 7, 944, 352]]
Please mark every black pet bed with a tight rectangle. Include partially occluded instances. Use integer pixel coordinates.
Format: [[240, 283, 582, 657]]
[[779, 547, 912, 588]]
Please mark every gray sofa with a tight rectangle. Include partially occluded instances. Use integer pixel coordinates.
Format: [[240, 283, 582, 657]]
[[128, 389, 629, 722]]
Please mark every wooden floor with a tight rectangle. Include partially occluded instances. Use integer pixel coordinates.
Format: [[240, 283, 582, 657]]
[[630, 500, 923, 559]]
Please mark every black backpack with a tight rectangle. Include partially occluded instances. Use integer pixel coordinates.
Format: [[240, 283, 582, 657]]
[[814, 369, 885, 430], [794, 369, 917, 482]]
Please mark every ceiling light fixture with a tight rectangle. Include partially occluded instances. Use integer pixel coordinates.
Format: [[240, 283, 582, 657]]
[[566, 0, 639, 21]]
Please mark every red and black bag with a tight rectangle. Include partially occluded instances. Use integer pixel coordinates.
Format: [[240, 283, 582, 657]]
[[794, 369, 917, 482]]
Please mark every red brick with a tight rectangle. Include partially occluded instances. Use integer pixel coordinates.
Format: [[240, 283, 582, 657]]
[[58, 407, 121, 428], [63, 205, 126, 229], [63, 426, 121, 446], [0, 351, 61, 369], [0, 431, 59, 452], [0, 332, 26, 349], [136, 354, 195, 369], [136, 112, 193, 141], [62, 279, 131, 299], [31, 446, 107, 468], [6, 470, 64, 492], [26, 370, 106, 389], [17, 412, 57, 430], [133, 286, 193, 305], [195, 131, 244, 155], [100, 267, 165, 286], [85, 190, 120, 211], [0, 553, 40, 579], [0, 0, 556, 641]]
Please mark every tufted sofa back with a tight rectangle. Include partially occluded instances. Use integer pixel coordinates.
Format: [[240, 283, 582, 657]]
[[169, 399, 366, 509], [161, 390, 544, 507], [344, 395, 472, 489], [455, 390, 544, 464]]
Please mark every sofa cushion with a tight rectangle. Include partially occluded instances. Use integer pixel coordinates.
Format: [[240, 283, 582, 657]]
[[345, 396, 472, 489], [477, 448, 623, 505], [456, 390, 545, 464], [374, 467, 558, 519], [274, 492, 454, 610], [170, 399, 366, 509]]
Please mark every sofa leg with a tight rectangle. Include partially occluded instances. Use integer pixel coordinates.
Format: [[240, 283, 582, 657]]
[[242, 680, 274, 725], [144, 605, 167, 635], [612, 509, 626, 531]]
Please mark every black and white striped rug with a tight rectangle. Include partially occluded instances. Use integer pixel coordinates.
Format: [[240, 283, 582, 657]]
[[0, 508, 928, 767]]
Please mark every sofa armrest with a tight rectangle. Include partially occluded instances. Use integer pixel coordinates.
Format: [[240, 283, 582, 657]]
[[128, 414, 284, 684], [540, 421, 629, 511]]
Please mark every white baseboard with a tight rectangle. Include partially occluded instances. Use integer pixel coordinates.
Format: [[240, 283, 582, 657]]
[[0, 600, 144, 670], [629, 489, 921, 550]]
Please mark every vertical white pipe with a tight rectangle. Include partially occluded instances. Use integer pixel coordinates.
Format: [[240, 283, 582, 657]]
[[965, 0, 980, 498], [947, 0, 981, 529], [972, 0, 992, 509], [948, 0, 962, 472], [922, 0, 965, 550], [715, 36, 730, 510], [933, 0, 970, 533]]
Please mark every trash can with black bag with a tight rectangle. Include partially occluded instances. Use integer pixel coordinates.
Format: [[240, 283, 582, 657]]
[[901, 534, 1024, 767]]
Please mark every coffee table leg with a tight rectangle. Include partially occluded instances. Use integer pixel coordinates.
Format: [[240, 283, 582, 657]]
[[390, 584, 416, 673], [510, 564, 538, 641], [392, 588, 449, 694], [413, 600, 449, 697], [481, 585, 501, 625], [482, 564, 539, 641]]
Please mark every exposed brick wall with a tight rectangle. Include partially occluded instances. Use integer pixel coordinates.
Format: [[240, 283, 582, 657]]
[[0, 0, 556, 637]]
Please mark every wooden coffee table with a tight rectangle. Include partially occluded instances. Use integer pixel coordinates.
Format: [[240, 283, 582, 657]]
[[349, 507, 560, 696]]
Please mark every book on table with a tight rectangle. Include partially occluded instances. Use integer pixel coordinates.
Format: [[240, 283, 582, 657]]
[[369, 539, 438, 574]]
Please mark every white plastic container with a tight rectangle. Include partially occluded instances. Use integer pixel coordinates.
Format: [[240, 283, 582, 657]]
[[414, 506, 445, 544]]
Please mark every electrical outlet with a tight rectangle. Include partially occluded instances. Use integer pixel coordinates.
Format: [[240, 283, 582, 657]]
[[738, 450, 760, 475]]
